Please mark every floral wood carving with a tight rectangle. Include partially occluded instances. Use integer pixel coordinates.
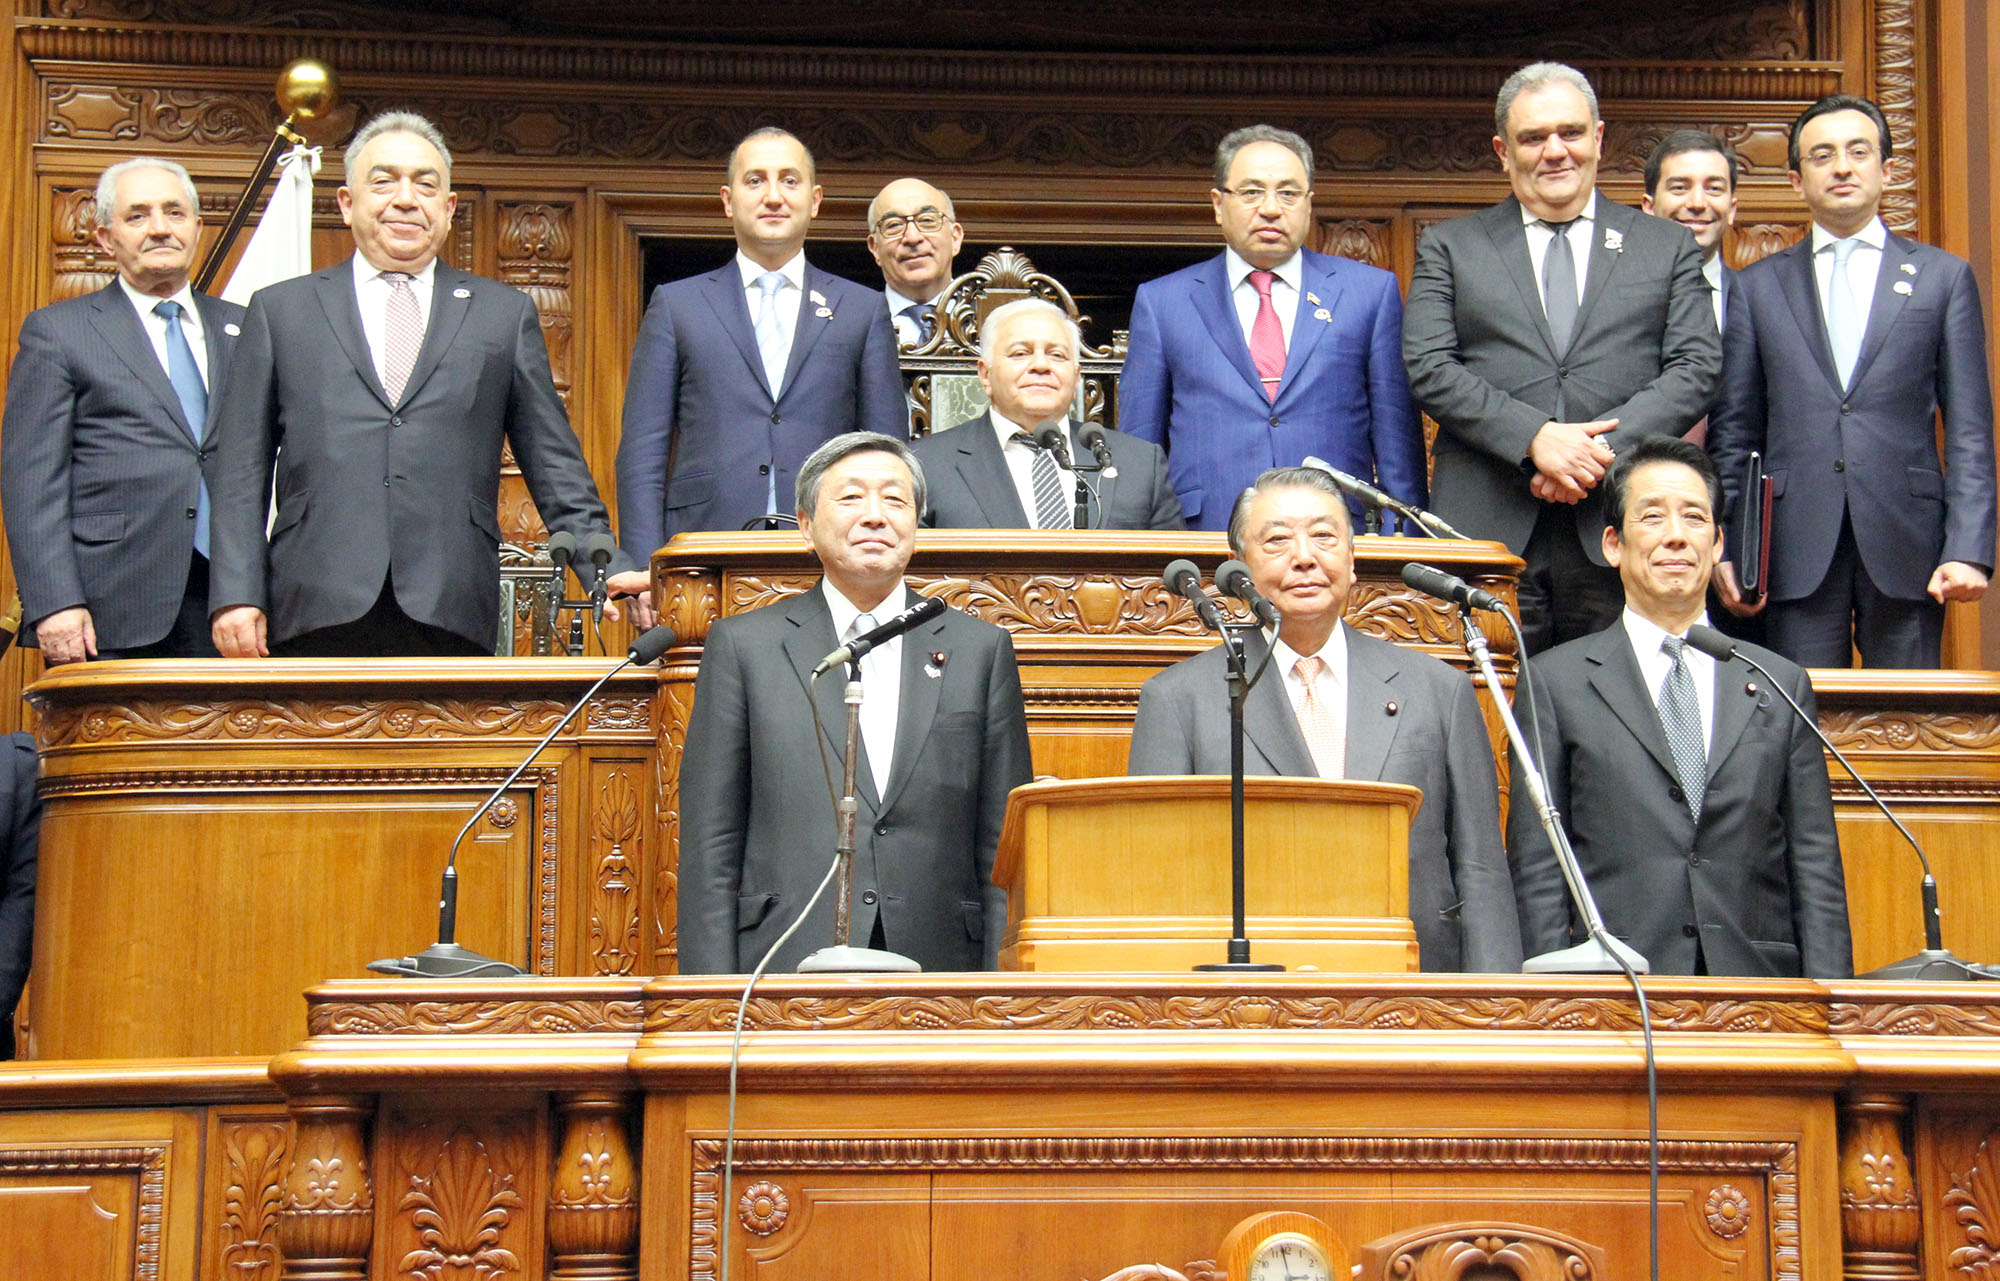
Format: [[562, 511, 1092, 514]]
[[1944, 1123, 2000, 1275], [216, 1118, 290, 1281], [589, 764, 644, 975], [1839, 1094, 1918, 1275], [51, 187, 114, 301], [1729, 222, 1807, 270], [1355, 1223, 1602, 1281], [1818, 710, 2000, 753], [737, 1180, 789, 1235], [549, 1094, 640, 1273], [1095, 1265, 1223, 1281], [1317, 218, 1390, 269], [279, 1100, 373, 1274], [1871, 0, 1918, 235], [656, 677, 697, 972], [1829, 1002, 2000, 1038], [396, 1127, 526, 1279], [309, 997, 646, 1037], [0, 1146, 168, 1280], [656, 569, 724, 646], [1705, 1183, 1752, 1239], [31, 694, 651, 746]]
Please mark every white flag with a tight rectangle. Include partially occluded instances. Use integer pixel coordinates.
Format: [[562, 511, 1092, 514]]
[[221, 145, 320, 306]]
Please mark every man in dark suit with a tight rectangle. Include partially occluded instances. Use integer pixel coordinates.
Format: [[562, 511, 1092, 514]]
[[1509, 436, 1850, 978], [1643, 130, 1739, 365], [0, 733, 39, 1060], [910, 298, 1183, 530], [1405, 63, 1720, 655], [208, 112, 637, 657], [1127, 466, 1522, 973], [1709, 94, 1996, 668], [1120, 125, 1424, 532], [3, 157, 241, 661], [616, 128, 908, 628], [677, 432, 1032, 973], [867, 177, 962, 347]]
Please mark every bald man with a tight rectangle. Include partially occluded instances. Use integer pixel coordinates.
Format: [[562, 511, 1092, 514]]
[[867, 178, 965, 346]]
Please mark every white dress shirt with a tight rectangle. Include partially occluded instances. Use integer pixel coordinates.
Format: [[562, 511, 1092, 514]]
[[736, 249, 806, 392], [1521, 190, 1598, 309], [886, 286, 941, 346], [351, 255, 437, 391], [822, 578, 905, 797], [118, 276, 210, 388], [989, 407, 1076, 528], [1621, 607, 1717, 754], [1702, 253, 1726, 335], [1225, 247, 1302, 351], [1810, 217, 1888, 345], [1270, 622, 1350, 778]]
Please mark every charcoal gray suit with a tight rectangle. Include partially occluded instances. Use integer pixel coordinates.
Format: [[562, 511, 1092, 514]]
[[909, 415, 1185, 530]]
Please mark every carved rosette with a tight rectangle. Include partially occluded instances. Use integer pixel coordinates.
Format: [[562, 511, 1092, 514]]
[[278, 1097, 374, 1280], [589, 765, 644, 975], [1704, 1183, 1752, 1239], [1871, 0, 1918, 235], [395, 1125, 527, 1279], [736, 1179, 789, 1235], [549, 1093, 639, 1279], [217, 1118, 290, 1281], [51, 187, 114, 300]]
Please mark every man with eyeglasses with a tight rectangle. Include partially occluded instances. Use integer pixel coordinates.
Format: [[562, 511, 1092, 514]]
[[1121, 125, 1425, 533], [866, 179, 964, 347], [1404, 62, 1719, 658], [1708, 94, 1996, 668]]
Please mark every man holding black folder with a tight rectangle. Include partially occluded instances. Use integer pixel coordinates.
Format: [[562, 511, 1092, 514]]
[[1708, 94, 1997, 668]]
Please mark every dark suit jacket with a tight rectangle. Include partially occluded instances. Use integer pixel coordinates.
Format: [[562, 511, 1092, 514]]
[[1126, 626, 1523, 973], [1709, 230, 1997, 601], [1508, 623, 1852, 978], [677, 586, 1033, 973], [615, 261, 907, 558], [0, 732, 39, 1060], [2, 282, 243, 649], [207, 258, 628, 650], [1404, 195, 1721, 561], [909, 415, 1184, 530], [1120, 249, 1425, 531]]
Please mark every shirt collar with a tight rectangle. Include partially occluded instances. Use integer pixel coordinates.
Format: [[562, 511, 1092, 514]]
[[737, 250, 807, 293], [1267, 619, 1349, 677], [822, 577, 908, 639], [351, 254, 438, 289], [1702, 253, 1725, 291], [1224, 246, 1304, 295], [1811, 217, 1887, 256], [118, 275, 200, 325], [1620, 606, 1713, 659], [885, 284, 940, 312], [1519, 189, 1599, 228]]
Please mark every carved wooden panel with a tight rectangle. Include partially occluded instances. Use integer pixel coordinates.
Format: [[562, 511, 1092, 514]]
[[1355, 1221, 1607, 1280], [279, 1096, 373, 1281], [205, 1109, 290, 1281], [1729, 220, 1809, 269], [0, 1142, 170, 1280], [549, 1093, 640, 1280], [1315, 217, 1391, 269], [586, 759, 647, 976], [1838, 1093, 1919, 1281], [50, 186, 113, 300], [380, 1104, 541, 1281], [1921, 1103, 2000, 1281], [1870, 0, 1919, 235]]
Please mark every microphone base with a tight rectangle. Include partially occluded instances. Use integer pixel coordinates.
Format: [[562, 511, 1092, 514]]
[[1524, 935, 1651, 975], [366, 943, 526, 979], [1193, 961, 1286, 972], [1861, 948, 2000, 982], [796, 945, 922, 974]]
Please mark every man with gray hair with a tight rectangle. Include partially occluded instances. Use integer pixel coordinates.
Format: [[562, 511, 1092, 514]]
[[910, 297, 1182, 529], [3, 156, 242, 660], [677, 431, 1032, 973], [208, 110, 641, 656], [1120, 124, 1425, 532], [1404, 62, 1719, 655]]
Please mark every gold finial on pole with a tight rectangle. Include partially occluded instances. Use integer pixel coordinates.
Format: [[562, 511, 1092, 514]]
[[194, 60, 342, 293]]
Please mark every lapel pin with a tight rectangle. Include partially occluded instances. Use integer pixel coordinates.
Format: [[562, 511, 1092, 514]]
[[1306, 290, 1322, 305], [453, 287, 471, 299], [1893, 280, 1913, 295], [1900, 263, 1917, 275], [1313, 307, 1332, 322], [1745, 681, 1759, 696], [1602, 227, 1624, 252], [815, 306, 833, 318], [1384, 701, 1399, 716], [926, 650, 946, 677], [809, 289, 827, 307], [223, 323, 241, 336]]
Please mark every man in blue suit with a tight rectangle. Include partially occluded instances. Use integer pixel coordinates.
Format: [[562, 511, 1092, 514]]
[[1709, 94, 1996, 667], [616, 128, 908, 627], [1120, 125, 1424, 532]]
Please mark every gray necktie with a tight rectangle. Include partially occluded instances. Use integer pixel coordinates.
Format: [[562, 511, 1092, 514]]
[[1657, 636, 1706, 822], [380, 272, 422, 403], [1021, 434, 1073, 529], [753, 271, 788, 395], [1825, 237, 1862, 388], [1540, 218, 1579, 354], [152, 300, 210, 556], [903, 301, 935, 343]]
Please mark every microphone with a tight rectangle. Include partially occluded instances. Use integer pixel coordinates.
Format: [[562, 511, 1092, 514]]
[[1401, 562, 1507, 614], [585, 532, 617, 620], [369, 624, 679, 978], [811, 595, 946, 677], [1163, 558, 1226, 632], [1214, 559, 1280, 628], [1033, 421, 1074, 471], [1302, 456, 1467, 538], [1078, 422, 1119, 479], [1684, 624, 1993, 981], [546, 530, 577, 577]]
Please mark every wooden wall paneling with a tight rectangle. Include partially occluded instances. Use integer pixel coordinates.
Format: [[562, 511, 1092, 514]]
[[1916, 1093, 2000, 1281], [204, 1104, 292, 1281], [0, 1105, 205, 1281]]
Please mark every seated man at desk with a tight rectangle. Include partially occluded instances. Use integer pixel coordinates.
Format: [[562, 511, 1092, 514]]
[[909, 298, 1183, 530], [1127, 466, 1522, 972], [677, 431, 1033, 973]]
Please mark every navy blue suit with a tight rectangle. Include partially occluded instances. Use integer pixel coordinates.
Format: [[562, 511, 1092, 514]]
[[615, 261, 907, 559], [1120, 249, 1424, 531]]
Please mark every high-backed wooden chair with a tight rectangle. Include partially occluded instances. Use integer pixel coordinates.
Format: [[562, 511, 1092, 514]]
[[899, 245, 1127, 436]]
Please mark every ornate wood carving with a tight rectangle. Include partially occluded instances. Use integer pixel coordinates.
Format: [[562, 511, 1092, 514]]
[[0, 1145, 168, 1280], [1829, 1001, 2000, 1038], [687, 1136, 1801, 1281], [1941, 1120, 2000, 1276], [1315, 218, 1390, 270], [736, 1179, 789, 1235], [32, 693, 648, 747], [494, 200, 575, 554], [1838, 1092, 1920, 1281], [1818, 709, 2000, 753], [392, 1124, 528, 1279], [1355, 1221, 1605, 1280], [654, 675, 696, 972], [589, 762, 645, 976], [1870, 0, 1918, 235], [51, 187, 114, 301], [1729, 222, 1808, 270], [278, 1096, 373, 1281], [1094, 1266, 1222, 1281], [215, 1116, 290, 1281], [1704, 1183, 1753, 1239], [308, 995, 646, 1037], [549, 1093, 640, 1281]]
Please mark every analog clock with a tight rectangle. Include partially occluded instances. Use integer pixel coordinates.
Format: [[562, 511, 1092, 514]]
[[1218, 1210, 1345, 1281]]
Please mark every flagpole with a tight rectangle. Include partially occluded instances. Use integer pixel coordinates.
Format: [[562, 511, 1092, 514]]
[[193, 60, 338, 294]]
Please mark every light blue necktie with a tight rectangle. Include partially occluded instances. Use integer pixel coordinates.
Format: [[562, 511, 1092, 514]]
[[753, 271, 788, 396], [1825, 237, 1862, 389], [153, 300, 210, 556]]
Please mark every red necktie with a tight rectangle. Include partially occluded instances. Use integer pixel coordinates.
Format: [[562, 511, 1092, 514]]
[[1248, 269, 1285, 402]]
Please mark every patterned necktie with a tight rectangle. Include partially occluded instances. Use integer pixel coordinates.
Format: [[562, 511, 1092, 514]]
[[1825, 237, 1862, 388], [152, 299, 210, 556], [380, 272, 423, 403], [1247, 268, 1285, 402], [1657, 636, 1706, 822], [1020, 433, 1074, 529], [1292, 655, 1344, 778], [903, 301, 935, 343], [1540, 218, 1579, 354], [754, 270, 788, 395]]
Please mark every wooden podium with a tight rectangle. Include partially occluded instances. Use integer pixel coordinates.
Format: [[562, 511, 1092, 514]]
[[993, 776, 1422, 972]]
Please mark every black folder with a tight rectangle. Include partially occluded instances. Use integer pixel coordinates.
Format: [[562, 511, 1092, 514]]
[[1732, 451, 1774, 602]]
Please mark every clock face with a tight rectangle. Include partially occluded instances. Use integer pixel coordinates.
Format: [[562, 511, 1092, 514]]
[[1248, 1235, 1332, 1281]]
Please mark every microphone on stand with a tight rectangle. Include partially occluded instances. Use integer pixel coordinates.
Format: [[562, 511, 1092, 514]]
[[368, 624, 679, 978], [584, 532, 617, 621], [545, 531, 577, 639], [1078, 422, 1119, 479], [810, 596, 946, 677], [1163, 558, 1226, 632], [1033, 421, 1075, 471], [1401, 562, 1508, 614], [1214, 559, 1280, 628], [1684, 624, 1995, 981], [1302, 455, 1468, 539]]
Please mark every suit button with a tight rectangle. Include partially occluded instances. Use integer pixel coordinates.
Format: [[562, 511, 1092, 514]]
[[1841, 403, 1852, 414], [1558, 366, 1569, 378], [383, 477, 392, 487], [1667, 783, 1684, 803], [1834, 459, 1846, 472], [771, 411, 782, 424], [1268, 415, 1280, 427], [861, 890, 878, 905], [873, 821, 888, 835], [759, 464, 770, 476], [1690, 855, 1703, 867], [186, 507, 198, 518], [1682, 923, 1699, 938], [391, 416, 402, 427]]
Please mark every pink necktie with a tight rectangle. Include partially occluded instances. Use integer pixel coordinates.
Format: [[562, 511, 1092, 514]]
[[1293, 655, 1344, 778], [381, 272, 423, 403], [1248, 269, 1285, 403]]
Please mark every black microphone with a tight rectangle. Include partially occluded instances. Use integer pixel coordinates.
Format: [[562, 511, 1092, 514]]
[[369, 624, 679, 979], [1078, 421, 1119, 479], [1401, 562, 1507, 614], [811, 595, 946, 677], [585, 532, 617, 619], [1302, 455, 1466, 538], [1315, 459, 1399, 513], [1163, 558, 1226, 632], [1214, 559, 1280, 628], [1684, 623, 1992, 981], [1033, 421, 1074, 470], [547, 530, 577, 577]]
